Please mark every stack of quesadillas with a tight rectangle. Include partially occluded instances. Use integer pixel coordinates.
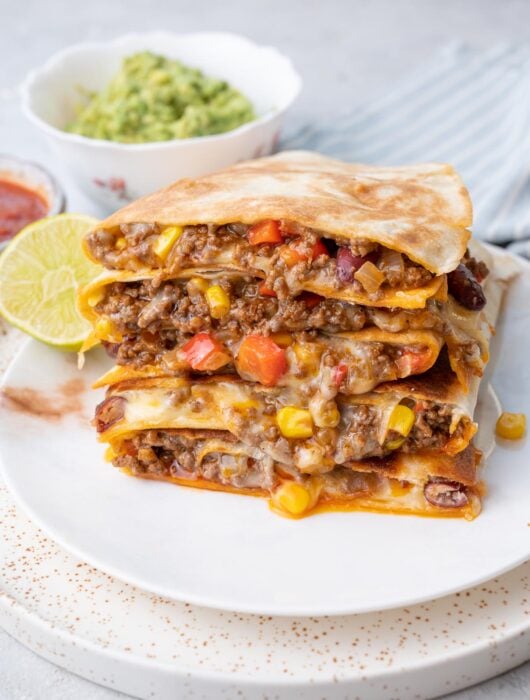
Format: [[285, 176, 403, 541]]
[[79, 152, 504, 519]]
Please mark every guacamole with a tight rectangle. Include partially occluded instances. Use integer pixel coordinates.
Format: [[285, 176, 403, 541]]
[[66, 52, 256, 143]]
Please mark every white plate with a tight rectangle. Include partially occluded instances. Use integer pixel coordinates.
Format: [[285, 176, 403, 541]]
[[0, 246, 529, 617], [2, 476, 529, 700]]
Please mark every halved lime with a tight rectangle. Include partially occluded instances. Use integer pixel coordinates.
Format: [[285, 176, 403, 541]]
[[0, 214, 101, 351]]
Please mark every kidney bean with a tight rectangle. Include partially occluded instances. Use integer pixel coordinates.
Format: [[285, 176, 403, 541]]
[[447, 263, 486, 310], [101, 341, 120, 358], [424, 479, 469, 508], [336, 247, 366, 283], [94, 396, 126, 433]]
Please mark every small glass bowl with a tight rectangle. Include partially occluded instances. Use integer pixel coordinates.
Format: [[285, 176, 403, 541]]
[[0, 154, 66, 250]]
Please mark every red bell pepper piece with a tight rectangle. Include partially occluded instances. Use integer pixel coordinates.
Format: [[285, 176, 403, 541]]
[[182, 333, 231, 371], [237, 335, 288, 386], [248, 220, 283, 245]]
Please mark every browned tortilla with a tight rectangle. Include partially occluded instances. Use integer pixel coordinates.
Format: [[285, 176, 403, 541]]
[[98, 151, 472, 274]]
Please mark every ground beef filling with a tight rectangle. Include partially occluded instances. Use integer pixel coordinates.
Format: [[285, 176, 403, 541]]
[[223, 397, 464, 465], [96, 277, 443, 371], [86, 221, 436, 294], [88, 223, 161, 269], [402, 403, 461, 452], [114, 429, 277, 490], [113, 429, 467, 507], [97, 277, 368, 338], [337, 401, 463, 462]]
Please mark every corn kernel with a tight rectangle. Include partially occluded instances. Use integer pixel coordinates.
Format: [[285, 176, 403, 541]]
[[272, 481, 312, 515], [87, 288, 105, 308], [94, 317, 122, 342], [386, 436, 406, 450], [293, 342, 313, 362], [387, 404, 415, 437], [292, 342, 319, 374], [153, 226, 183, 260], [188, 277, 209, 295], [270, 333, 293, 347], [104, 446, 116, 462], [271, 478, 322, 515], [276, 406, 314, 438], [496, 412, 526, 440], [206, 284, 231, 319], [115, 237, 127, 250]]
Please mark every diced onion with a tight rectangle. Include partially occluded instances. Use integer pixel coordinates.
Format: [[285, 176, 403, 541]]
[[295, 445, 326, 471], [380, 249, 404, 276], [354, 261, 385, 293]]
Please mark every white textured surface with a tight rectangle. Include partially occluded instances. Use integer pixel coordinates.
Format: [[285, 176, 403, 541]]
[[1, 0, 530, 697]]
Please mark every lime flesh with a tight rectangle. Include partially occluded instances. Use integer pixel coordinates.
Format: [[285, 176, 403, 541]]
[[0, 214, 101, 351]]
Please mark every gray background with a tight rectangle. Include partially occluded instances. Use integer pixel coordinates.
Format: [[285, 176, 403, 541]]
[[1, 0, 529, 697]]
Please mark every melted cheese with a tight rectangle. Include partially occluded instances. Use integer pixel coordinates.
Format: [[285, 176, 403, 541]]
[[296, 269, 447, 309], [307, 485, 482, 521], [119, 466, 482, 521], [100, 379, 476, 473]]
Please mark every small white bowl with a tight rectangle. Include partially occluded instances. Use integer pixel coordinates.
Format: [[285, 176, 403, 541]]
[[21, 32, 302, 210]]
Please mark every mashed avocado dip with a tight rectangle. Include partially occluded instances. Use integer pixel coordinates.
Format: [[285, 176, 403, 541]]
[[66, 52, 256, 143]]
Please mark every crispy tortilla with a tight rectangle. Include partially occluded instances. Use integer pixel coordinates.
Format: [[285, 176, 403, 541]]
[[107, 427, 482, 520], [98, 370, 477, 463], [90, 326, 444, 395], [78, 266, 479, 393], [89, 151, 472, 275]]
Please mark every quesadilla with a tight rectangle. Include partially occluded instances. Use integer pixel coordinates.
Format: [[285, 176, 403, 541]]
[[80, 152, 513, 520], [97, 365, 483, 519], [78, 258, 493, 394], [83, 152, 473, 309], [102, 426, 483, 520], [80, 269, 445, 393], [95, 353, 477, 474]]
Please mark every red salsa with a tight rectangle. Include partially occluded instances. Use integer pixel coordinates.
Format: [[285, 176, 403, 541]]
[[0, 179, 48, 242]]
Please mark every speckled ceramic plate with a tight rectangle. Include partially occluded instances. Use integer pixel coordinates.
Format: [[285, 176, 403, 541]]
[[1, 477, 529, 700], [0, 246, 529, 617]]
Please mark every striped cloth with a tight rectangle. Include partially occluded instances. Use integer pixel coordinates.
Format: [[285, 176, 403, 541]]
[[286, 44, 530, 256]]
